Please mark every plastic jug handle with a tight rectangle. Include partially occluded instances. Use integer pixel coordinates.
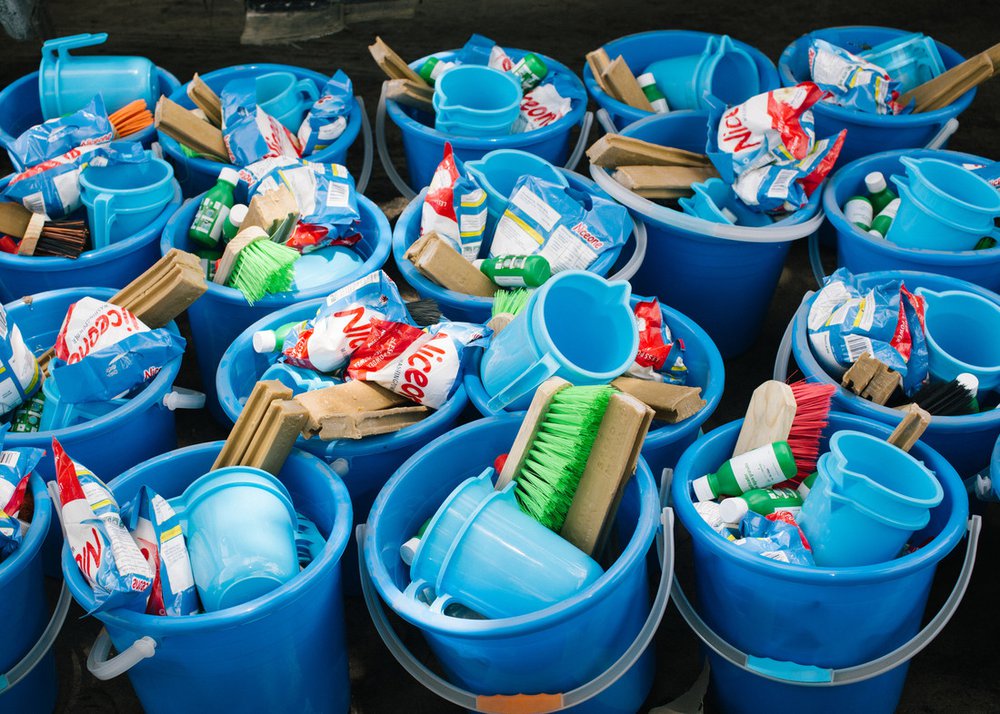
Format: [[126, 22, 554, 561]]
[[0, 582, 71, 695], [87, 629, 157, 680], [42, 32, 109, 59], [485, 353, 560, 413], [90, 193, 116, 250], [356, 506, 675, 713], [296, 78, 320, 105]]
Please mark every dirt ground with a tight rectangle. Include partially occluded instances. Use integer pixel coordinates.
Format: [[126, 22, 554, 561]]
[[2, 0, 999, 711]]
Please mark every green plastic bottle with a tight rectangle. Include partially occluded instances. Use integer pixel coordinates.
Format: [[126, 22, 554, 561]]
[[868, 197, 900, 238], [252, 320, 304, 353], [512, 53, 548, 91], [844, 195, 873, 231], [692, 441, 797, 501], [797, 472, 818, 499], [476, 255, 551, 288], [418, 57, 456, 85], [188, 167, 239, 248], [9, 391, 45, 433], [719, 487, 803, 522], [865, 172, 898, 214], [637, 73, 670, 113]]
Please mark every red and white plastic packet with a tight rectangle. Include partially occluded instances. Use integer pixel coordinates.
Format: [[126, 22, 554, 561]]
[[419, 143, 486, 260], [515, 84, 571, 133], [627, 297, 688, 385], [347, 319, 488, 408], [488, 46, 516, 72], [54, 297, 149, 365]]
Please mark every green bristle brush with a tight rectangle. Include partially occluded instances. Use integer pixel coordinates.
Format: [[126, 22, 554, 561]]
[[492, 288, 531, 318], [227, 240, 300, 305]]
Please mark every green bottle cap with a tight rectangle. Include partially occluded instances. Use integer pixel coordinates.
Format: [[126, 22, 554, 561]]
[[520, 53, 548, 80], [418, 57, 440, 83]]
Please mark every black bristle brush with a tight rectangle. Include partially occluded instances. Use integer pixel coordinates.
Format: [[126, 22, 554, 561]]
[[405, 297, 442, 327], [912, 374, 979, 416]]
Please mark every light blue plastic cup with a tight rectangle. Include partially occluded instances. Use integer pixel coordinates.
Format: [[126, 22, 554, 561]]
[[465, 149, 569, 238], [859, 33, 945, 93], [39, 372, 128, 431], [916, 288, 1000, 390], [169, 466, 299, 612], [433, 65, 522, 137], [479, 270, 638, 411], [259, 362, 340, 396], [255, 71, 319, 131], [79, 157, 175, 249], [417, 482, 603, 619], [679, 177, 773, 227], [799, 431, 943, 567], [38, 33, 158, 118], [644, 35, 760, 111]]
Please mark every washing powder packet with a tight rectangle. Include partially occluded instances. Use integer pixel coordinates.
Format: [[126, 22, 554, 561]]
[[281, 270, 412, 373], [125, 486, 199, 616], [0, 304, 41, 418], [221, 78, 301, 167], [514, 83, 573, 133], [297, 70, 353, 156], [9, 95, 114, 170], [249, 160, 361, 252], [734, 511, 814, 565], [54, 439, 153, 612], [808, 38, 908, 116], [1, 143, 101, 219], [420, 143, 487, 260], [490, 176, 629, 273], [969, 161, 1000, 190], [807, 268, 929, 395], [0, 446, 45, 560], [348, 319, 490, 408], [627, 296, 688, 385], [50, 297, 185, 403], [694, 501, 737, 541]]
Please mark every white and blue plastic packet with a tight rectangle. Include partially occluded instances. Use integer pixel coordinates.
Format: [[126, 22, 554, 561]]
[[0, 445, 45, 560], [969, 161, 1000, 190], [54, 439, 153, 612], [420, 143, 487, 260], [458, 34, 497, 65], [125, 486, 199, 616], [9, 95, 114, 171], [807, 267, 929, 396], [808, 38, 909, 116], [281, 270, 412, 373], [297, 70, 353, 156], [490, 176, 629, 272], [734, 511, 814, 565], [628, 296, 688, 385], [0, 303, 41, 418], [220, 77, 300, 167]]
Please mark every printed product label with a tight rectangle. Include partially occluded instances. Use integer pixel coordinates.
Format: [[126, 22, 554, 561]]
[[729, 447, 786, 492], [845, 199, 873, 227]]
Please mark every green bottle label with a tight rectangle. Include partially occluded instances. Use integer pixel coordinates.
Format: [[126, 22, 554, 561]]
[[190, 200, 230, 246]]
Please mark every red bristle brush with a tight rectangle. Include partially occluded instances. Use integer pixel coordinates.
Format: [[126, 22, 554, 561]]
[[732, 379, 835, 485]]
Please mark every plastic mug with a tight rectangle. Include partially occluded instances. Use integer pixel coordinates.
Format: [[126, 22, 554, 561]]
[[679, 177, 773, 227], [39, 372, 128, 431], [916, 288, 1000, 390], [79, 157, 175, 250], [260, 362, 341, 397], [169, 466, 299, 612], [859, 33, 945, 93], [644, 35, 760, 111], [255, 72, 319, 132], [433, 65, 522, 137]]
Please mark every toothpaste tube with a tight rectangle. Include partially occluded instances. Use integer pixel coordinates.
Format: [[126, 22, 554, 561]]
[[54, 439, 154, 612], [490, 176, 630, 273], [0, 303, 41, 418], [420, 143, 487, 260], [278, 271, 412, 373], [221, 78, 301, 167], [9, 95, 114, 170], [0, 446, 45, 560], [297, 70, 352, 156], [627, 296, 688, 385], [808, 38, 908, 115], [347, 319, 489, 408], [126, 486, 199, 616]]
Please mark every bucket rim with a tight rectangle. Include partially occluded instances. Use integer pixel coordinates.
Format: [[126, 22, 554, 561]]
[[791, 270, 1000, 429], [160, 192, 391, 307], [0, 182, 181, 271], [581, 29, 780, 123], [672, 413, 968, 583], [60, 442, 353, 631], [215, 293, 471, 455], [2, 287, 184, 445], [385, 47, 587, 147], [777, 25, 977, 125], [364, 415, 660, 637], [158, 63, 362, 171], [79, 157, 174, 198], [824, 148, 1000, 261], [0, 473, 53, 586]]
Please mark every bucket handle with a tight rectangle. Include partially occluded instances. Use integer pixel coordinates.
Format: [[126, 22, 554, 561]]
[[485, 353, 560, 413], [595, 108, 618, 135], [606, 214, 647, 283], [376, 81, 595, 203], [356, 506, 674, 714], [772, 291, 814, 381], [0, 582, 72, 695], [87, 629, 157, 680], [355, 96, 374, 196]]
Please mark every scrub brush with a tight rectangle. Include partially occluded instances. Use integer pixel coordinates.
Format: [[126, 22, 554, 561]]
[[912, 374, 979, 416], [496, 380, 614, 531], [492, 288, 531, 318], [785, 379, 836, 482], [405, 298, 441, 326]]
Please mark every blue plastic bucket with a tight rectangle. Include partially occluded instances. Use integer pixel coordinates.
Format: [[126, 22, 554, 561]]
[[378, 47, 590, 196], [464, 294, 725, 479], [0, 474, 59, 713], [582, 31, 779, 131], [671, 412, 976, 714], [819, 148, 1000, 292], [0, 67, 179, 172], [0, 180, 181, 304], [161, 191, 390, 418], [62, 442, 352, 714], [216, 295, 468, 590], [392, 168, 646, 324], [361, 416, 672, 713], [159, 64, 366, 197], [778, 26, 976, 164], [590, 111, 826, 358], [775, 270, 1000, 477]]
